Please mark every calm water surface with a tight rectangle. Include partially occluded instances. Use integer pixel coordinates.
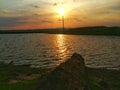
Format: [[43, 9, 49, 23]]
[[0, 34, 120, 70]]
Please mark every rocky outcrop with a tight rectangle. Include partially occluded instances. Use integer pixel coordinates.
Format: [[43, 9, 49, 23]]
[[36, 53, 89, 90]]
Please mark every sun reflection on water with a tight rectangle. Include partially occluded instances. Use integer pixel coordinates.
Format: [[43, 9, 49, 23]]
[[55, 34, 68, 65], [57, 34, 64, 49]]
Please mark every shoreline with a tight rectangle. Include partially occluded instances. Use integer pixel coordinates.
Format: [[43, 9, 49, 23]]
[[0, 26, 120, 36], [0, 57, 120, 90]]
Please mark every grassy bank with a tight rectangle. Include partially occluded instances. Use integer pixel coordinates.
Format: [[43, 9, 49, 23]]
[[0, 26, 120, 36], [87, 67, 120, 90], [0, 62, 50, 90], [0, 62, 120, 90]]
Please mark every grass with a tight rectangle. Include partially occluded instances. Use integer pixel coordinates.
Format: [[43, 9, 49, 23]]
[[87, 67, 120, 90], [0, 62, 120, 90], [0, 79, 38, 90], [0, 62, 50, 90]]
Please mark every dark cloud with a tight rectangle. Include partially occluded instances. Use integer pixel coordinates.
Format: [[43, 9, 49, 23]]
[[52, 1, 67, 6], [73, 18, 82, 21], [41, 20, 53, 23], [67, 17, 83, 22], [0, 9, 11, 14], [33, 13, 55, 17], [73, 0, 77, 2], [61, 2, 65, 4], [53, 3, 57, 6], [33, 13, 40, 16], [31, 4, 41, 8], [28, 4, 40, 9], [33, 5, 40, 8], [1, 10, 7, 14], [0, 17, 27, 27], [110, 5, 120, 10], [0, 15, 53, 28]]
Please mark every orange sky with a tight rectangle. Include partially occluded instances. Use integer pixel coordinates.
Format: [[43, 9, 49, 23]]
[[0, 0, 120, 30]]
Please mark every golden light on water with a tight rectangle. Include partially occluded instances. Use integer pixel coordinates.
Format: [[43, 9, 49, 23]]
[[58, 34, 63, 37], [56, 34, 66, 57], [57, 34, 64, 51], [54, 34, 67, 65]]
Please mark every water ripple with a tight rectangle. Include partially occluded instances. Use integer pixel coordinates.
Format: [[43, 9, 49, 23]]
[[0, 34, 120, 69]]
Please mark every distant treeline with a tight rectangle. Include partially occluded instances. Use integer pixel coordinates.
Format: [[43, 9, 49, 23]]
[[0, 26, 120, 36]]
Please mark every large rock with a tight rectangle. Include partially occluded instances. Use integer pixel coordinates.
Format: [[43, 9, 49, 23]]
[[36, 53, 89, 90]]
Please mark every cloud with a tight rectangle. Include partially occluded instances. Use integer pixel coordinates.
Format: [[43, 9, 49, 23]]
[[0, 0, 120, 29], [110, 5, 120, 10], [53, 3, 57, 6], [41, 20, 53, 23], [0, 9, 8, 14], [0, 14, 54, 29], [73, 0, 78, 2], [0, 16, 27, 27], [32, 5, 40, 8]]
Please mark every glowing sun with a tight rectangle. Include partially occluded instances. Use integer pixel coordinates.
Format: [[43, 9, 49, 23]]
[[58, 8, 65, 16]]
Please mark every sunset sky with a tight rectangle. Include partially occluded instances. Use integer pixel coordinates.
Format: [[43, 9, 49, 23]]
[[0, 0, 120, 30]]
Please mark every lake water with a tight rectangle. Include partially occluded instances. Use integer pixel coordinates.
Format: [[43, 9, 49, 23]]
[[0, 33, 120, 70]]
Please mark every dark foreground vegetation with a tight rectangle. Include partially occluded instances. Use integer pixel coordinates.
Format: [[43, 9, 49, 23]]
[[0, 53, 120, 90], [0, 26, 120, 36], [0, 62, 50, 90]]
